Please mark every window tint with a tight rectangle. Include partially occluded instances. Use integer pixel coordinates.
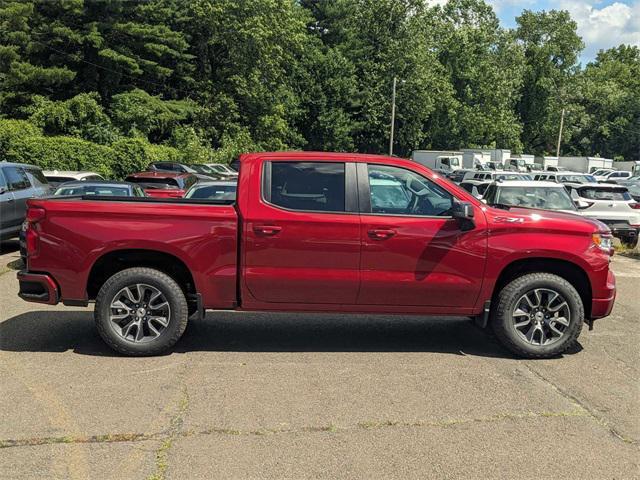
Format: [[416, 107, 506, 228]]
[[3, 166, 30, 190], [367, 164, 453, 216], [578, 187, 631, 201], [268, 162, 345, 212]]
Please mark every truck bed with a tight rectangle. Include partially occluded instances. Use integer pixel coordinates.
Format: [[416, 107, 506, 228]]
[[26, 196, 239, 309]]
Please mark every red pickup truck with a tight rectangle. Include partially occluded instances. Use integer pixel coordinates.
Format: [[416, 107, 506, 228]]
[[18, 152, 616, 358]]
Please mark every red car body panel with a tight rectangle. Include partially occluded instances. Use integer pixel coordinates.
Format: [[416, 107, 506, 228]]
[[20, 151, 616, 322]]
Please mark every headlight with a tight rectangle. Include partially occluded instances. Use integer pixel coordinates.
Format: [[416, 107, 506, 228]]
[[592, 233, 613, 253]]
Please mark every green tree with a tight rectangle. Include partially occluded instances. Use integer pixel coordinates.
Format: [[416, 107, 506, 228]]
[[515, 10, 583, 155]]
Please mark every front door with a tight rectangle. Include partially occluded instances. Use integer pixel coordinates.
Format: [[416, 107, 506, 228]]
[[243, 160, 361, 304], [357, 163, 487, 308], [0, 169, 16, 239]]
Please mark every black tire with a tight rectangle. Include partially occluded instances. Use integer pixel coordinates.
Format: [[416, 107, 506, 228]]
[[491, 273, 584, 359], [95, 267, 188, 356]]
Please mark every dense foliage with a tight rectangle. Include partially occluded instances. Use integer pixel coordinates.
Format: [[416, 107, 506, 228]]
[[0, 0, 637, 177]]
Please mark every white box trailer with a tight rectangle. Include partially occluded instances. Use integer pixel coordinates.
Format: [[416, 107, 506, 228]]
[[410, 150, 464, 171], [614, 161, 640, 175], [461, 148, 512, 169], [558, 156, 613, 173], [535, 156, 559, 170]]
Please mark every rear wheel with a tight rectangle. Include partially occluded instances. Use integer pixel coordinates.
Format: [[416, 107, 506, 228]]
[[95, 267, 188, 356], [492, 273, 584, 358]]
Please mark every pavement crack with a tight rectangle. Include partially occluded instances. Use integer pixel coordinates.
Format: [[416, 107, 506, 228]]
[[524, 362, 637, 445], [0, 408, 589, 450], [146, 383, 190, 480]]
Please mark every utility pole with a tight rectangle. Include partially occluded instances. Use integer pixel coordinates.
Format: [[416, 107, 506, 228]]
[[389, 76, 397, 156], [556, 107, 565, 158]]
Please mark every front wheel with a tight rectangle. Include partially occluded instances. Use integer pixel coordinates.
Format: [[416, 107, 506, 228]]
[[492, 273, 584, 359], [95, 267, 189, 356]]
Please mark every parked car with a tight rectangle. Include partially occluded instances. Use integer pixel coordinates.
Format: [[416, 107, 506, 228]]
[[533, 172, 597, 187], [18, 152, 617, 359], [595, 170, 634, 184], [591, 168, 615, 177], [184, 181, 237, 201], [485, 161, 504, 171], [546, 166, 567, 172], [1, 162, 50, 242], [447, 169, 475, 184], [459, 179, 491, 198], [570, 183, 640, 245], [462, 171, 532, 182], [482, 181, 578, 214], [124, 172, 197, 198], [43, 170, 105, 187], [526, 163, 544, 173], [625, 183, 640, 202], [186, 164, 232, 180], [54, 181, 147, 197], [206, 163, 239, 177], [147, 162, 217, 181]]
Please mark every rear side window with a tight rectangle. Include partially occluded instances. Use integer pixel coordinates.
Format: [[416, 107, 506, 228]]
[[2, 166, 30, 191], [578, 187, 631, 201], [25, 168, 49, 187], [267, 162, 345, 212]]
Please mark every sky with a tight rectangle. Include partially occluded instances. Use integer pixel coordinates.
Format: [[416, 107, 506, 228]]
[[488, 0, 640, 63]]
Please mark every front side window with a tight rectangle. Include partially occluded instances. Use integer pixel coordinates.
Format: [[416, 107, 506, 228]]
[[367, 164, 453, 216], [268, 162, 345, 212], [25, 168, 49, 187], [2, 166, 30, 191]]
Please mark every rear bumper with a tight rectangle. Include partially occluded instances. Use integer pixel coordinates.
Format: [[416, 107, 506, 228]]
[[17, 271, 59, 305], [590, 269, 616, 319]]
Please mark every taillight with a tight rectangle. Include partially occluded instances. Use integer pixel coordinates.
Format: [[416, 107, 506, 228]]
[[25, 207, 46, 257], [630, 202, 640, 210]]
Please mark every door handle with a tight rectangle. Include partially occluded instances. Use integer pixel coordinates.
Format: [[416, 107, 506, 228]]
[[368, 228, 396, 240], [253, 225, 282, 236]]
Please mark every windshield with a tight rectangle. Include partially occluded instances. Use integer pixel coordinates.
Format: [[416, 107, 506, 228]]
[[626, 184, 640, 196], [55, 185, 131, 196], [492, 186, 575, 211], [185, 184, 236, 200]]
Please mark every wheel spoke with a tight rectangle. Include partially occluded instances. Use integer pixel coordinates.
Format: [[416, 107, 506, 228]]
[[513, 308, 529, 317], [539, 326, 547, 345], [149, 300, 168, 311], [532, 289, 543, 307], [548, 301, 568, 313], [554, 316, 570, 326], [549, 322, 564, 336], [148, 315, 169, 327], [514, 318, 531, 328], [121, 319, 136, 339]]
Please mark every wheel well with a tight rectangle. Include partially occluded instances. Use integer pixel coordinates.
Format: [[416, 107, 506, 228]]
[[87, 249, 196, 300], [492, 258, 592, 317]]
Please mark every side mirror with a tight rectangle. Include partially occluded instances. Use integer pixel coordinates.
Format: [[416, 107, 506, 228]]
[[575, 200, 590, 209], [0, 186, 7, 195], [451, 201, 475, 231]]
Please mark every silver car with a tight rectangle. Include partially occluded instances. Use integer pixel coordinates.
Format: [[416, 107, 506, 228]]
[[1, 162, 51, 242], [571, 183, 640, 245]]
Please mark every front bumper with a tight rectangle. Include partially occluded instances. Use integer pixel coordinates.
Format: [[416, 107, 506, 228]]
[[17, 271, 59, 305], [590, 269, 616, 319]]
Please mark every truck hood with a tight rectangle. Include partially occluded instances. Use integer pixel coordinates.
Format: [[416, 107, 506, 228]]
[[485, 205, 609, 234]]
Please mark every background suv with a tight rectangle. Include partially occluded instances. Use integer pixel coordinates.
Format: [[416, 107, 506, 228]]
[[1, 162, 50, 242], [571, 183, 640, 245]]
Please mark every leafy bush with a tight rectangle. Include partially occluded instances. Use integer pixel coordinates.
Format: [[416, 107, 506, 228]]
[[5, 134, 116, 177], [0, 119, 41, 156]]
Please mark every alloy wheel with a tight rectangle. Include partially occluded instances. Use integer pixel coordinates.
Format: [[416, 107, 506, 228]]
[[109, 283, 171, 343], [511, 288, 571, 346]]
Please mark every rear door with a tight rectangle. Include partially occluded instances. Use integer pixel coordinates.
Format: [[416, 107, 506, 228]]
[[357, 162, 487, 308], [243, 159, 361, 304]]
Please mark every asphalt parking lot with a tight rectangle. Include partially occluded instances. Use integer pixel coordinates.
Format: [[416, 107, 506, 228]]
[[0, 239, 638, 479]]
